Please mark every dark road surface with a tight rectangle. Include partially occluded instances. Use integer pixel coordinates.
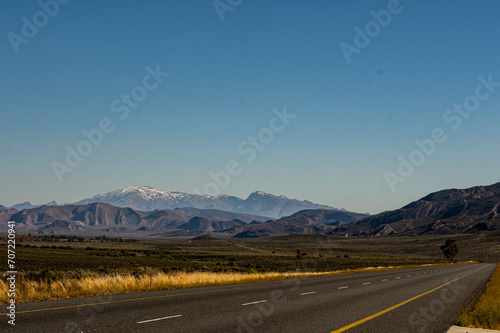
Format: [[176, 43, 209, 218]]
[[2, 263, 496, 333]]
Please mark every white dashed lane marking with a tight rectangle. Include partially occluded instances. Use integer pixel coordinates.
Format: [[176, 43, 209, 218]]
[[137, 314, 182, 324], [300, 291, 316, 296], [242, 300, 267, 306]]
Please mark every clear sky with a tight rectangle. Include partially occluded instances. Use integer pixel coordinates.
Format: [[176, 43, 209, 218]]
[[1, 0, 499, 214]]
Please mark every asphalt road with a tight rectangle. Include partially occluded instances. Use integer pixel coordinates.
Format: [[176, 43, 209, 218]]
[[2, 263, 496, 333]]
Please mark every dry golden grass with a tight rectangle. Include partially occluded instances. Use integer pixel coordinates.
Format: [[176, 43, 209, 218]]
[[458, 263, 500, 329], [0, 271, 330, 303], [0, 263, 451, 303]]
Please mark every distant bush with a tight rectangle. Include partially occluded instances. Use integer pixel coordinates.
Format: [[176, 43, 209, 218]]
[[440, 240, 459, 261]]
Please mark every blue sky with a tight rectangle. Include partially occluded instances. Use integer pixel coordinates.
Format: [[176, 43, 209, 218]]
[[1, 0, 499, 214]]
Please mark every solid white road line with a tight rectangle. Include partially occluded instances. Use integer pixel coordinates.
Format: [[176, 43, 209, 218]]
[[137, 314, 182, 324], [300, 291, 316, 296], [338, 286, 349, 290], [242, 300, 267, 306]]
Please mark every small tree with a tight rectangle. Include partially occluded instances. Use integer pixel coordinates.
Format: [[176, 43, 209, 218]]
[[440, 239, 459, 261], [296, 249, 302, 260]]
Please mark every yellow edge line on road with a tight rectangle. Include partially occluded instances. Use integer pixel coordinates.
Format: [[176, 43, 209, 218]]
[[330, 268, 483, 333]]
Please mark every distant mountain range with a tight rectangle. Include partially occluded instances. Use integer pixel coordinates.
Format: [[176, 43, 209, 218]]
[[2, 182, 499, 238], [72, 186, 338, 218], [0, 202, 366, 237], [160, 209, 370, 239], [332, 182, 500, 236], [5, 186, 339, 219], [5, 201, 58, 211], [0, 197, 367, 237], [223, 209, 370, 239], [1, 203, 271, 235]]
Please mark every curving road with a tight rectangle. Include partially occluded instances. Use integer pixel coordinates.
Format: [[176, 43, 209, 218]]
[[2, 263, 496, 333]]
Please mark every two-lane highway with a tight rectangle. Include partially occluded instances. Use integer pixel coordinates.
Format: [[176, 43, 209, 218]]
[[2, 263, 496, 332]]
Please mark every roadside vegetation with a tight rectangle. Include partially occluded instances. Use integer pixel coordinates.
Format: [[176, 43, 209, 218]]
[[457, 263, 500, 329], [1, 232, 498, 303], [0, 270, 329, 303]]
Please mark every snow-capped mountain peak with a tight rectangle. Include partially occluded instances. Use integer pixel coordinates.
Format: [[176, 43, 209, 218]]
[[71, 186, 337, 218]]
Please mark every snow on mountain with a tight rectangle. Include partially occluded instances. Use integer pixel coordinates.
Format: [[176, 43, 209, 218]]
[[72, 186, 337, 218]]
